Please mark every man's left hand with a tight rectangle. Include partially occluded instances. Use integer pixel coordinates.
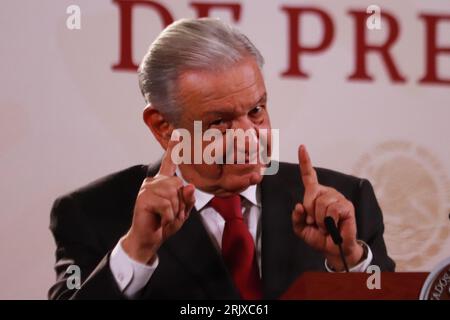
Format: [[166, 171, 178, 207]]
[[291, 145, 364, 271]]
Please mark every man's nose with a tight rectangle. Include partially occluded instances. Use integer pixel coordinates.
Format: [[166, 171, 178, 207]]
[[232, 117, 259, 158]]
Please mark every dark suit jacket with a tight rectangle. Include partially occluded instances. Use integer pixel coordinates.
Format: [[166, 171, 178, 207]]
[[48, 161, 395, 300]]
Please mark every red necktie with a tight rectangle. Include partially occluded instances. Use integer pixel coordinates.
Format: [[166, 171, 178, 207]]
[[210, 195, 262, 300]]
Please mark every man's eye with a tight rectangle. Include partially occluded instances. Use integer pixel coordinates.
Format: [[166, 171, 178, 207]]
[[250, 105, 263, 115], [210, 118, 225, 126]]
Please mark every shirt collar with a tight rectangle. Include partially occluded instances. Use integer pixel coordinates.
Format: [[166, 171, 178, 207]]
[[175, 168, 259, 211]]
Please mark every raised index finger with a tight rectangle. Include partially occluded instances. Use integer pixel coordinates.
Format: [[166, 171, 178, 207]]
[[298, 144, 319, 188], [158, 130, 179, 176]]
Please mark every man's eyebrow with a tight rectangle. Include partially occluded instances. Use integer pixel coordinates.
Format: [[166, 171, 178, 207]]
[[203, 92, 268, 116], [254, 92, 267, 105], [203, 109, 228, 117]]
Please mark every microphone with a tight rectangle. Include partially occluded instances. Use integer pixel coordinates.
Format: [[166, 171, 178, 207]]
[[324, 216, 349, 272]]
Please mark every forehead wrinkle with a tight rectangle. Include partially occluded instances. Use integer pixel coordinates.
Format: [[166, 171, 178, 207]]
[[181, 71, 258, 102], [203, 92, 266, 118]]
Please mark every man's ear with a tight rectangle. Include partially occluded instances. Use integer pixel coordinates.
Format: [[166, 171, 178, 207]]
[[143, 104, 174, 149]]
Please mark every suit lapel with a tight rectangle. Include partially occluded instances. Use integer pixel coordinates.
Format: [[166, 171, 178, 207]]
[[163, 209, 240, 299], [260, 163, 305, 299]]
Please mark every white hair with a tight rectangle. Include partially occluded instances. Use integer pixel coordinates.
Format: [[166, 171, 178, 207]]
[[138, 18, 265, 123]]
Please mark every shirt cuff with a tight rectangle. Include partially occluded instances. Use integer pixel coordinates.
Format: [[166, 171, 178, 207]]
[[109, 238, 159, 298], [324, 240, 373, 272]]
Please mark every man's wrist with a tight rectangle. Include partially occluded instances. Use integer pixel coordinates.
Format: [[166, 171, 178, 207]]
[[325, 240, 365, 271], [122, 234, 158, 265], [110, 238, 159, 298]]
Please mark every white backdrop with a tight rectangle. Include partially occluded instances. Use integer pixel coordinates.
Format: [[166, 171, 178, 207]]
[[1, 0, 449, 299]]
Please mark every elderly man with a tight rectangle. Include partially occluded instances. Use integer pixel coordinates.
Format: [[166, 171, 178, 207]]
[[49, 18, 394, 300]]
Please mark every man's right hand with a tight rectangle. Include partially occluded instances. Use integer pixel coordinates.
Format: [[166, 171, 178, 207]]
[[122, 137, 196, 264]]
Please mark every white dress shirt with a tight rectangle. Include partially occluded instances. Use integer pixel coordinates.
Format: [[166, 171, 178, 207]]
[[109, 172, 373, 298]]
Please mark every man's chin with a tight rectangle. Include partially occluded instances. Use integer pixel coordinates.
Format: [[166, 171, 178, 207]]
[[219, 165, 263, 194]]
